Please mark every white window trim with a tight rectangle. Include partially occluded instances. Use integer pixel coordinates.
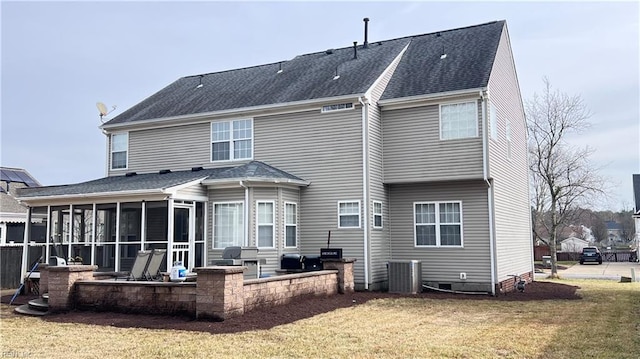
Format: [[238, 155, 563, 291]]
[[439, 101, 479, 140], [337, 200, 361, 229], [283, 202, 298, 248], [372, 201, 383, 229], [413, 201, 464, 248], [210, 118, 254, 162], [256, 200, 275, 248], [110, 132, 129, 171], [212, 201, 245, 249]]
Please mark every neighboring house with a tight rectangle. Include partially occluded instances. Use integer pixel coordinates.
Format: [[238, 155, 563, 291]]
[[560, 237, 591, 253], [604, 221, 623, 246], [0, 167, 44, 245], [1, 167, 45, 288], [16, 20, 532, 294]]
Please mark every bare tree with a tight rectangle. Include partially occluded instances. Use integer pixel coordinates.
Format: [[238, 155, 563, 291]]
[[527, 78, 606, 278]]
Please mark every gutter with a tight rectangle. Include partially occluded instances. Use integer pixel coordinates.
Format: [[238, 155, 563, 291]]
[[480, 91, 497, 296], [359, 96, 370, 290], [378, 87, 486, 109]]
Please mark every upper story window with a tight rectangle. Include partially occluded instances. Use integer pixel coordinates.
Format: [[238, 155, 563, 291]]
[[373, 201, 383, 229], [440, 101, 478, 140], [338, 201, 361, 228], [110, 133, 128, 170], [211, 119, 253, 162], [490, 103, 498, 140], [414, 201, 463, 247]]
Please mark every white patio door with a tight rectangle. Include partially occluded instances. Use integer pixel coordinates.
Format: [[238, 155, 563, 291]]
[[172, 204, 195, 270]]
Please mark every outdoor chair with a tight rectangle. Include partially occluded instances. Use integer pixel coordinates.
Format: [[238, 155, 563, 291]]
[[144, 249, 167, 281], [117, 250, 152, 281]]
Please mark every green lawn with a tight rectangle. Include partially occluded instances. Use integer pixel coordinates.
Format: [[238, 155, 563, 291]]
[[1, 279, 638, 359]]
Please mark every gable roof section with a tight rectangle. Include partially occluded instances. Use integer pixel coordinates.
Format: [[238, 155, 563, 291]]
[[104, 38, 411, 126], [102, 20, 505, 127], [16, 161, 307, 200], [380, 21, 504, 100]]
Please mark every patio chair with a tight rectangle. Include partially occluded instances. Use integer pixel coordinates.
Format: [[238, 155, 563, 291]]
[[117, 250, 152, 281], [144, 249, 167, 281]]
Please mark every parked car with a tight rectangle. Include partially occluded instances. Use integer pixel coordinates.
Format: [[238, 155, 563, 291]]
[[580, 247, 602, 265]]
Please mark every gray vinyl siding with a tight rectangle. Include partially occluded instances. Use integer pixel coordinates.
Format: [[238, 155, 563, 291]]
[[382, 101, 484, 183], [486, 24, 533, 281], [206, 188, 245, 265], [113, 123, 212, 175], [253, 107, 366, 283], [175, 184, 208, 199], [366, 51, 403, 288], [388, 181, 491, 284]]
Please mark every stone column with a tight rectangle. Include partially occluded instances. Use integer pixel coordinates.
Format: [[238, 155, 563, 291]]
[[321, 258, 356, 293], [38, 263, 49, 295], [195, 266, 245, 321], [47, 265, 97, 312]]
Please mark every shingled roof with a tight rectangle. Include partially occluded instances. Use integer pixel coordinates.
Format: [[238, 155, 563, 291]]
[[16, 161, 307, 199], [103, 21, 504, 126]]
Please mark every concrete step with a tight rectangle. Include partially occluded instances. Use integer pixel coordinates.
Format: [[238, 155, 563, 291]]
[[28, 298, 49, 311], [14, 304, 48, 316], [42, 293, 49, 302]]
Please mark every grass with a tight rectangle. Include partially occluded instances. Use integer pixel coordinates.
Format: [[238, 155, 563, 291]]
[[1, 279, 638, 359]]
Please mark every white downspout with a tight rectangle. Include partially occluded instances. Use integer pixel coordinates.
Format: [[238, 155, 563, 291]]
[[240, 181, 249, 246], [359, 97, 370, 290], [481, 91, 497, 296]]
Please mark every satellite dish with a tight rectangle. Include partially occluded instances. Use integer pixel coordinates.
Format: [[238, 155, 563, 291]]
[[96, 102, 108, 116], [96, 102, 116, 122]]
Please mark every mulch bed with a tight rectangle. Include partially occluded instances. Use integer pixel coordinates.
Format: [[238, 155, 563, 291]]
[[2, 281, 580, 334]]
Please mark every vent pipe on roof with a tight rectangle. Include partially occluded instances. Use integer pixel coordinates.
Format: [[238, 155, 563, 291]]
[[363, 18, 369, 48], [353, 41, 358, 59]]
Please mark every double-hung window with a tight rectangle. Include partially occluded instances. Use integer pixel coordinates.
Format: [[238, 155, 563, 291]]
[[110, 133, 128, 170], [284, 202, 297, 248], [211, 119, 252, 161], [414, 201, 463, 247], [373, 201, 383, 229], [440, 102, 478, 140], [257, 201, 274, 248], [338, 201, 360, 228], [213, 202, 244, 248]]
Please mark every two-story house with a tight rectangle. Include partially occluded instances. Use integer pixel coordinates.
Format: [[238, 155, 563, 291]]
[[17, 20, 532, 294]]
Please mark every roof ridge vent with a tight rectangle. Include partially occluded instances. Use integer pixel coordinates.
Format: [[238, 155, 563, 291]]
[[159, 169, 172, 174]]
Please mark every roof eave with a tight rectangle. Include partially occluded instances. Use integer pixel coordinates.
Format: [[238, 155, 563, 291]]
[[378, 87, 487, 111], [101, 93, 365, 132], [202, 177, 310, 188], [16, 188, 166, 205]]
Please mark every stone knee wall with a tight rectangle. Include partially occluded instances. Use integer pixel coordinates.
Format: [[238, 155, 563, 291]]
[[75, 282, 196, 315], [243, 271, 338, 312]]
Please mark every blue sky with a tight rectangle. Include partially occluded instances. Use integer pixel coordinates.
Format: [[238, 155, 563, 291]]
[[1, 1, 638, 211]]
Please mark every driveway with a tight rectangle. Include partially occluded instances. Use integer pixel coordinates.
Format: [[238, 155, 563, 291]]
[[535, 262, 640, 281]]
